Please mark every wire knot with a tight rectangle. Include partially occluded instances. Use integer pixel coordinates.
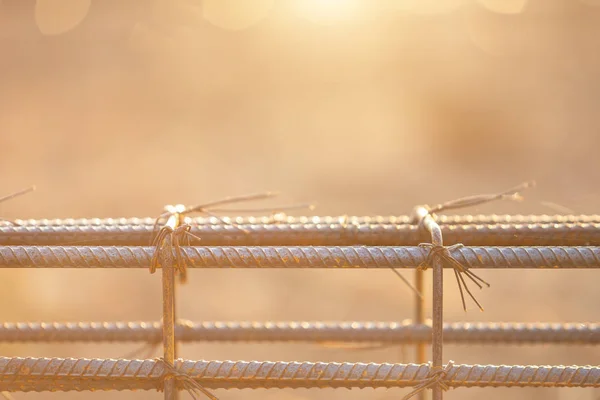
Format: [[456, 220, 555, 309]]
[[418, 243, 490, 311], [150, 224, 197, 283], [402, 361, 454, 400], [158, 358, 219, 400], [149, 194, 315, 283], [417, 243, 461, 271]]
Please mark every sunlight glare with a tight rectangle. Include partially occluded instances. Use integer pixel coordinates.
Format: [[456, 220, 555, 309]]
[[389, 0, 466, 14], [202, 0, 274, 30], [293, 0, 363, 24]]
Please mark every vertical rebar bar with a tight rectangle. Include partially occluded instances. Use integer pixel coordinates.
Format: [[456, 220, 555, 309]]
[[173, 211, 185, 400], [411, 206, 428, 400], [161, 215, 179, 400], [415, 270, 425, 361], [414, 268, 426, 400], [421, 213, 444, 400]]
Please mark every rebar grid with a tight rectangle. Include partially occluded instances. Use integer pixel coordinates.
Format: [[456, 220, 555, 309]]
[[0, 357, 597, 392], [2, 222, 599, 246], [1, 321, 597, 345], [1, 212, 598, 398], [1, 245, 599, 268]]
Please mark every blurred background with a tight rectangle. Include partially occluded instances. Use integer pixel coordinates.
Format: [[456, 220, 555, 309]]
[[0, 0, 599, 399]]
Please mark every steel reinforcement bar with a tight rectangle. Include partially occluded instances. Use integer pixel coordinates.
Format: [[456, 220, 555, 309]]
[[0, 321, 597, 345], [5, 214, 600, 226], [0, 358, 598, 391], [0, 245, 599, 268], [1, 222, 599, 246]]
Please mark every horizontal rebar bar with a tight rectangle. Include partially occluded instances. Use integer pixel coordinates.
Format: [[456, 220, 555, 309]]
[[0, 321, 597, 345], [6, 214, 600, 227], [0, 245, 599, 269], [1, 221, 599, 246], [0, 358, 598, 391]]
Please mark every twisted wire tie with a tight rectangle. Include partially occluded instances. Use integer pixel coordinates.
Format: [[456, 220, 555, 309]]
[[414, 181, 533, 311], [158, 358, 218, 400], [402, 361, 454, 399], [155, 193, 315, 238], [149, 194, 316, 282], [150, 224, 198, 283], [418, 243, 490, 312], [150, 205, 201, 283]]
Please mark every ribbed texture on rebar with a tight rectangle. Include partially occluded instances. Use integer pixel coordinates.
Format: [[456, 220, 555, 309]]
[[0, 321, 597, 345], [0, 245, 599, 269], [6, 214, 600, 227], [0, 358, 598, 392], [1, 222, 599, 246]]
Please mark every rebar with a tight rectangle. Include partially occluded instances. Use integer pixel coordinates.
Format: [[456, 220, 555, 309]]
[[418, 210, 445, 400], [2, 222, 599, 246], [6, 214, 600, 227], [410, 207, 430, 400], [2, 321, 596, 345], [2, 194, 599, 399], [414, 270, 426, 356], [158, 215, 178, 400], [0, 357, 597, 392], [2, 245, 599, 269]]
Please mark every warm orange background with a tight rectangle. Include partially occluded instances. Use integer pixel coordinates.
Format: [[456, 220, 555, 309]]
[[0, 1, 599, 399]]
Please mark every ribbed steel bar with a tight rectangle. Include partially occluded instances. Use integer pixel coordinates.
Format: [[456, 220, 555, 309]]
[[159, 215, 178, 400], [410, 207, 430, 400], [0, 358, 598, 392], [414, 270, 426, 357], [419, 209, 445, 400], [6, 214, 600, 227], [2, 222, 599, 246], [2, 321, 597, 345], [1, 246, 600, 268]]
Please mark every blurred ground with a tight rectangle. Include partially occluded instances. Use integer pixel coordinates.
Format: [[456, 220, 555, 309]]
[[0, 0, 599, 399]]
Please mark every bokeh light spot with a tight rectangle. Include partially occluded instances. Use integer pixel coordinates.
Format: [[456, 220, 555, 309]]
[[35, 0, 91, 35], [292, 0, 364, 24], [477, 0, 528, 14], [389, 0, 466, 14], [202, 0, 274, 30]]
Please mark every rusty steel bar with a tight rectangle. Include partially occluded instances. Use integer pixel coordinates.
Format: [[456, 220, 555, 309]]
[[0, 358, 598, 391], [159, 216, 178, 400], [419, 210, 445, 400], [1, 321, 597, 345], [410, 207, 429, 400], [6, 214, 600, 227], [1, 245, 600, 269], [173, 212, 185, 400], [1, 222, 600, 246], [414, 270, 426, 356]]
